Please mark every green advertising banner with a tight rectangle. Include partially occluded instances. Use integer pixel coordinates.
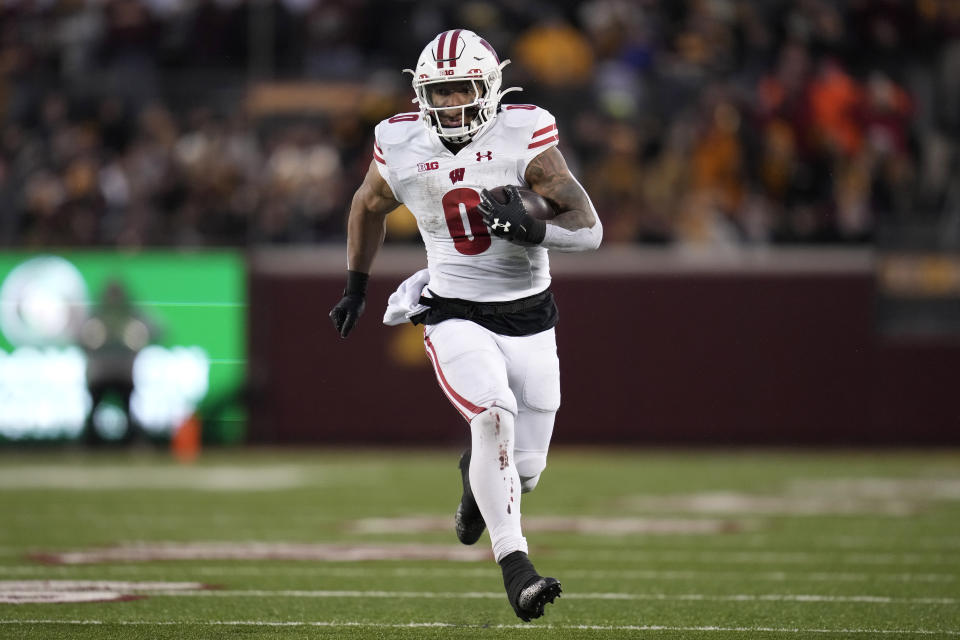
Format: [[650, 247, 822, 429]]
[[0, 251, 246, 444]]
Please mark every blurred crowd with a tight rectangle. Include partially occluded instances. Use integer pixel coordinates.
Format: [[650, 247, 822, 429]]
[[1, 0, 959, 248]]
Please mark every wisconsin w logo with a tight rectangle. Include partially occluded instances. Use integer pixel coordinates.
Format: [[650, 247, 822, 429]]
[[449, 167, 465, 184]]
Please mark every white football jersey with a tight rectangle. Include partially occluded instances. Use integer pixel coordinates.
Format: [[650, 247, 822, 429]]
[[374, 105, 560, 302]]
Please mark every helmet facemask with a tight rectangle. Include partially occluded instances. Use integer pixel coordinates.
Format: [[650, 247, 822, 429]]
[[416, 75, 499, 144]]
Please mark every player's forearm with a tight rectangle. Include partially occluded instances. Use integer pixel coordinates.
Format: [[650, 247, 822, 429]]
[[344, 161, 401, 274], [543, 214, 603, 251], [525, 149, 602, 251], [542, 192, 603, 252], [346, 207, 387, 273]]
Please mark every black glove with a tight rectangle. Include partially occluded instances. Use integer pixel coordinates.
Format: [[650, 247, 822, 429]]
[[478, 185, 547, 245], [329, 270, 368, 338]]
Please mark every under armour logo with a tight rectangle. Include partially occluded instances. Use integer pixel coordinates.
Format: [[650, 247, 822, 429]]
[[489, 218, 511, 232], [449, 167, 465, 184], [476, 151, 493, 161]]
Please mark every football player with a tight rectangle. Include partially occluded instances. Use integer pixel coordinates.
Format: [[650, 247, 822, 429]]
[[329, 29, 602, 622]]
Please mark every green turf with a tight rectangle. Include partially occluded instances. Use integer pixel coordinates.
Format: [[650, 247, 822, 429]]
[[1, 448, 959, 639]]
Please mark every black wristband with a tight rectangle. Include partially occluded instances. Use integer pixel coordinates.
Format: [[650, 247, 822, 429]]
[[526, 218, 547, 245], [344, 270, 369, 296]]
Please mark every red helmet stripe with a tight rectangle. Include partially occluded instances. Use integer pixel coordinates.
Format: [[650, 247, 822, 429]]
[[478, 37, 499, 64], [447, 29, 462, 67], [436, 31, 448, 68]]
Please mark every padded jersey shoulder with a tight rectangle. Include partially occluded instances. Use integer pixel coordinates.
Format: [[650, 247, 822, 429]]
[[497, 104, 552, 130], [375, 113, 427, 147]]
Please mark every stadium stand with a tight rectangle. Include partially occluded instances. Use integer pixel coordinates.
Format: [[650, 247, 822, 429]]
[[0, 0, 958, 249]]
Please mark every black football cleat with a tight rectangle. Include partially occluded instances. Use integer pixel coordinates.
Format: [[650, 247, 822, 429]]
[[455, 449, 486, 545], [499, 550, 562, 622]]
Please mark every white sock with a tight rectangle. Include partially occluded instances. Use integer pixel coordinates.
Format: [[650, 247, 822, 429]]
[[469, 407, 528, 562]]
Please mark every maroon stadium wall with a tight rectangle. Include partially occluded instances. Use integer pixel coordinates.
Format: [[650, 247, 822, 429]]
[[247, 247, 959, 446]]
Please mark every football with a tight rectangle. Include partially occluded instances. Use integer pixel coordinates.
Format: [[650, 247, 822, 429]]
[[488, 186, 558, 220]]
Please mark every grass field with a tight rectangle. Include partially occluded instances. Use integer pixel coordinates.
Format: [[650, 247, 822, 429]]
[[1, 447, 959, 639]]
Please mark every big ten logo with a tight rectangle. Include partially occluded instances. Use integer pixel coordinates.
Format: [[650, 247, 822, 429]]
[[418, 161, 440, 172], [441, 69, 456, 76]]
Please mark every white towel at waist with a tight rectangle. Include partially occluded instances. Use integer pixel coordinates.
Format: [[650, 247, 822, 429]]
[[382, 268, 431, 326]]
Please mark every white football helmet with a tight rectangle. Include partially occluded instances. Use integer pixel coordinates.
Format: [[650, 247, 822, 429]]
[[404, 29, 521, 143]]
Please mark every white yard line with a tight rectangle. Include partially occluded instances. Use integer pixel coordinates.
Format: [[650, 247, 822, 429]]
[[0, 466, 316, 490], [28, 542, 490, 564], [1, 620, 958, 635], [549, 549, 960, 565], [17, 542, 960, 567], [5, 581, 954, 607], [352, 516, 742, 535], [802, 536, 960, 551], [0, 564, 955, 582], [578, 534, 960, 551], [141, 589, 960, 605]]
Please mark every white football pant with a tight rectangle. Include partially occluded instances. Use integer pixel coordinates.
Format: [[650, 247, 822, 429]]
[[423, 319, 560, 561]]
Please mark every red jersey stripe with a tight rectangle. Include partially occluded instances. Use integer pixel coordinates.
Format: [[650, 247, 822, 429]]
[[373, 151, 385, 164], [531, 124, 557, 138], [448, 29, 462, 67], [424, 335, 485, 418], [436, 31, 448, 68], [528, 135, 559, 149]]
